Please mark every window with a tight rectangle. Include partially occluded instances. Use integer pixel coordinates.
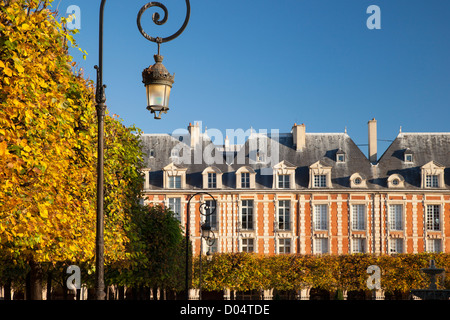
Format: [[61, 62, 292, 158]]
[[314, 204, 328, 231], [273, 161, 296, 189], [314, 175, 327, 188], [170, 148, 179, 158], [309, 161, 332, 189], [204, 200, 217, 230], [208, 172, 217, 188], [241, 172, 250, 188], [426, 205, 440, 231], [405, 154, 413, 163], [241, 200, 254, 230], [352, 238, 366, 253], [314, 238, 328, 254], [208, 240, 218, 254], [202, 167, 223, 189], [256, 151, 265, 163], [389, 204, 403, 231], [236, 167, 256, 189], [278, 175, 290, 189], [350, 173, 367, 188], [278, 238, 291, 254], [421, 161, 445, 189], [163, 163, 186, 189], [242, 238, 254, 252], [352, 205, 366, 230], [390, 238, 403, 254], [426, 175, 439, 188], [168, 198, 181, 221], [149, 148, 155, 158], [278, 200, 291, 231], [427, 239, 442, 253], [168, 176, 181, 189]]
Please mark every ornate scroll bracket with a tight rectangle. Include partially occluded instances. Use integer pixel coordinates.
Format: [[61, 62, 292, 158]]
[[137, 1, 190, 47]]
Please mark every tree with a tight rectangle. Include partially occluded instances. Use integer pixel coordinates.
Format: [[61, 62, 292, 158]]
[[0, 0, 145, 299], [122, 205, 186, 297]]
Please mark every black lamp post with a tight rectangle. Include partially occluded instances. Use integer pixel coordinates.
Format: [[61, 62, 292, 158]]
[[199, 223, 215, 300], [185, 192, 216, 300], [94, 0, 190, 300]]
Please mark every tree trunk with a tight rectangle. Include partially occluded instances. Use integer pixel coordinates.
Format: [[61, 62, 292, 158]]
[[4, 279, 12, 300], [28, 260, 43, 300], [46, 272, 52, 300]]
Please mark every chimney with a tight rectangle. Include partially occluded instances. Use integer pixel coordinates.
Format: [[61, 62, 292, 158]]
[[368, 118, 377, 163], [292, 123, 306, 151], [188, 122, 200, 148]]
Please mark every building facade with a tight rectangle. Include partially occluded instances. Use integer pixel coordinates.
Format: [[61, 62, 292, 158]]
[[141, 120, 450, 257]]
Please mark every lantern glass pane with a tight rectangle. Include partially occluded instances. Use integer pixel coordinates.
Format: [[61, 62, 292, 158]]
[[146, 84, 171, 107]]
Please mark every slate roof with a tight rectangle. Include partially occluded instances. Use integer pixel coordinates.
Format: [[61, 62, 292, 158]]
[[140, 130, 450, 191], [376, 132, 450, 189]]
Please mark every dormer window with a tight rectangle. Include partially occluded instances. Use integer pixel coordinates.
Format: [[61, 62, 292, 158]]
[[163, 162, 187, 189], [273, 161, 297, 189], [350, 173, 367, 188], [314, 175, 327, 188], [236, 166, 256, 189], [171, 148, 179, 158], [421, 161, 445, 189], [208, 172, 217, 188], [426, 175, 439, 188], [256, 150, 266, 163], [202, 166, 223, 189], [336, 149, 345, 163], [309, 161, 332, 189], [387, 173, 405, 188], [404, 148, 413, 163]]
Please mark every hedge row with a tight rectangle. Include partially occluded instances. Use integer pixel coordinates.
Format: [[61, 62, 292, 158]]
[[192, 252, 450, 293]]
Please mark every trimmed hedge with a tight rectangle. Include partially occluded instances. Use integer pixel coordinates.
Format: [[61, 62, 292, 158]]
[[193, 253, 450, 293]]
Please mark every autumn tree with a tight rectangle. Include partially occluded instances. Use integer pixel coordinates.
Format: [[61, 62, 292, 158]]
[[0, 0, 145, 299]]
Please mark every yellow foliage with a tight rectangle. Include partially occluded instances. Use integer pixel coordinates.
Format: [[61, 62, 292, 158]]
[[0, 0, 144, 268]]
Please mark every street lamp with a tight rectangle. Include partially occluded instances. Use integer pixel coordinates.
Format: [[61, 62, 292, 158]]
[[186, 192, 216, 300], [94, 0, 190, 300], [137, 1, 191, 119], [199, 223, 215, 300]]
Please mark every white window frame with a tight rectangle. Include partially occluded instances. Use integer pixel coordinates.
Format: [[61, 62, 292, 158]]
[[426, 239, 442, 253], [389, 238, 404, 254], [241, 238, 254, 253], [168, 175, 181, 189], [278, 238, 291, 254], [426, 175, 439, 188], [352, 238, 366, 253], [426, 204, 441, 231], [389, 204, 404, 231], [241, 200, 254, 230], [277, 200, 291, 231], [168, 197, 182, 221], [352, 204, 366, 231], [278, 174, 290, 189], [314, 238, 328, 254], [314, 204, 328, 231], [208, 172, 217, 188]]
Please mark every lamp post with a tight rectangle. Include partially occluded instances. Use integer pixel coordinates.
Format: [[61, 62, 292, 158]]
[[185, 192, 216, 300], [94, 0, 190, 300], [199, 223, 215, 300]]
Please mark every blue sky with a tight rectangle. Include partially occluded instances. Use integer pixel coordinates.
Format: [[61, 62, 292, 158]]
[[55, 0, 450, 158]]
